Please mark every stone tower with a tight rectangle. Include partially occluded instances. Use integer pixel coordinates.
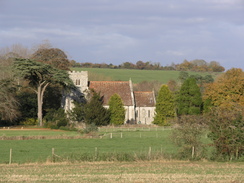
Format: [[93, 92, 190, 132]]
[[68, 71, 88, 93], [62, 71, 88, 111]]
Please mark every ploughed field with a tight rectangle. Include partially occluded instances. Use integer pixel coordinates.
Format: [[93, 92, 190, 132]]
[[0, 161, 243, 182]]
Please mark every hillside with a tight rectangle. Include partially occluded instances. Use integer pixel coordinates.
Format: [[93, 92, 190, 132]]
[[72, 67, 221, 84]]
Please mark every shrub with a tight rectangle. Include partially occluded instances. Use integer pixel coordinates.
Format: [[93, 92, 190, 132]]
[[83, 123, 98, 134], [44, 108, 68, 128], [171, 115, 207, 160], [20, 118, 37, 126]]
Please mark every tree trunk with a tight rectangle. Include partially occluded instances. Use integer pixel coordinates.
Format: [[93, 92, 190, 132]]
[[37, 82, 49, 126], [37, 85, 43, 126]]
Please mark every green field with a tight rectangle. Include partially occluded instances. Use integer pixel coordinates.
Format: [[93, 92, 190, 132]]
[[0, 127, 214, 164], [72, 68, 220, 83], [0, 161, 243, 182], [0, 127, 178, 164]]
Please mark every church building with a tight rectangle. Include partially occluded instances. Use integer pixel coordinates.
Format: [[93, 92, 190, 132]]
[[63, 71, 156, 125]]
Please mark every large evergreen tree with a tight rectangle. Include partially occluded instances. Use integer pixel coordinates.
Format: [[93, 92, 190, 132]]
[[177, 77, 202, 115], [108, 94, 125, 125], [13, 58, 74, 126], [84, 91, 110, 126], [153, 85, 175, 126]]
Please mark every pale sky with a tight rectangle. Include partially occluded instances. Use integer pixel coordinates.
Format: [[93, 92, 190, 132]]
[[1, 0, 244, 70]]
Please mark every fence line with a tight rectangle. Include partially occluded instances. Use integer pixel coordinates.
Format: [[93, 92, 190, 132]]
[[99, 126, 172, 133], [6, 146, 170, 164]]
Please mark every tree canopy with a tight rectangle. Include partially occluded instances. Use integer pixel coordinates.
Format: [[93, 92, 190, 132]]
[[153, 85, 175, 125], [84, 91, 110, 126], [13, 58, 74, 126], [203, 68, 244, 109], [0, 79, 20, 123], [32, 48, 71, 70], [177, 77, 202, 115], [207, 106, 243, 160], [108, 94, 125, 125]]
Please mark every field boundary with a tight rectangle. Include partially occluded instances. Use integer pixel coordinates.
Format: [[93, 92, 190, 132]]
[[0, 135, 85, 140]]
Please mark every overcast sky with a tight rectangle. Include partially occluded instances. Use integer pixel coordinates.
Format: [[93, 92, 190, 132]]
[[1, 0, 244, 70]]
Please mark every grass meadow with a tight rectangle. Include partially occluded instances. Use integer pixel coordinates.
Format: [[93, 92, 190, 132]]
[[72, 68, 220, 83], [0, 127, 177, 164]]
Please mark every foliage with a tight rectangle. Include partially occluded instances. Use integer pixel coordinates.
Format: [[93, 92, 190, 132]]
[[178, 71, 214, 87], [32, 48, 71, 70], [108, 94, 125, 125], [44, 108, 69, 128], [171, 115, 207, 160], [177, 77, 202, 115], [153, 85, 175, 126], [20, 118, 37, 126], [203, 68, 244, 161], [13, 58, 74, 126], [0, 44, 31, 80], [68, 100, 86, 122], [43, 84, 63, 112], [178, 71, 189, 83], [0, 79, 20, 123], [175, 59, 225, 72], [83, 123, 98, 134], [207, 106, 244, 161], [84, 91, 110, 126], [203, 68, 244, 110], [167, 79, 178, 93], [16, 90, 37, 121], [73, 59, 225, 72]]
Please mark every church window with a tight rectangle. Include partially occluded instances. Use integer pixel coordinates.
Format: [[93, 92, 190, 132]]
[[76, 79, 80, 85]]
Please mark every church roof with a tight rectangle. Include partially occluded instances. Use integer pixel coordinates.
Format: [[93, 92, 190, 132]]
[[88, 81, 133, 106], [134, 91, 155, 107]]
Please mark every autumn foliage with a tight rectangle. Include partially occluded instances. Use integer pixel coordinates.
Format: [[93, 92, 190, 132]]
[[203, 68, 244, 110]]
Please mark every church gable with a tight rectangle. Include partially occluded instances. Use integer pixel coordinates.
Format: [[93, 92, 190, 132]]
[[88, 81, 133, 106], [134, 91, 155, 107]]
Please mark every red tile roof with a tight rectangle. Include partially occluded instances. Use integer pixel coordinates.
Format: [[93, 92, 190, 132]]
[[89, 81, 133, 106], [134, 91, 155, 107]]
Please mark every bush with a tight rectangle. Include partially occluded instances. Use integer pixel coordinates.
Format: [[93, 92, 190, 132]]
[[83, 123, 98, 134], [171, 115, 207, 160], [20, 118, 37, 126], [44, 108, 69, 128]]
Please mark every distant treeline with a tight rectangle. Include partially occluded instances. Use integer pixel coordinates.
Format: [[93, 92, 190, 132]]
[[70, 59, 225, 72]]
